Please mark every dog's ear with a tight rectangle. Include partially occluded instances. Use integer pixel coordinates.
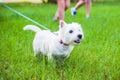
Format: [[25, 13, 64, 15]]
[[60, 20, 67, 28]]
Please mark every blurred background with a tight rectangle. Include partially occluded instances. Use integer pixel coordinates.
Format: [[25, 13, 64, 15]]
[[0, 0, 120, 3]]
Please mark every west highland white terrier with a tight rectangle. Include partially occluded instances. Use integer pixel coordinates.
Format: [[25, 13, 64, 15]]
[[23, 20, 84, 60]]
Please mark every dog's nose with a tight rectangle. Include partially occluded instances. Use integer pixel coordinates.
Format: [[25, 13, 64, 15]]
[[78, 34, 82, 39]]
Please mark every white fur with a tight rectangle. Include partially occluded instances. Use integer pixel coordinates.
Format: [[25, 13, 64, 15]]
[[23, 20, 84, 60]]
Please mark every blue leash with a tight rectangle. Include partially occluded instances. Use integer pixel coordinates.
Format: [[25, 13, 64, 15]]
[[0, 2, 50, 30]]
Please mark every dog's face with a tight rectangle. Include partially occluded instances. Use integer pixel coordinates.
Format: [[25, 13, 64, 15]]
[[58, 20, 84, 45]]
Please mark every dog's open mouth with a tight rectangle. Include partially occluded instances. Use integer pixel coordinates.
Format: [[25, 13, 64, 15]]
[[74, 39, 80, 44]]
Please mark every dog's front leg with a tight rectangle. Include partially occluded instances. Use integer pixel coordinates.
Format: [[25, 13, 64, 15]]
[[66, 47, 74, 58], [47, 53, 52, 60]]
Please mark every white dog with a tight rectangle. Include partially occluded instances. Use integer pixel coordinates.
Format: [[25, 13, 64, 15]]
[[23, 20, 84, 60]]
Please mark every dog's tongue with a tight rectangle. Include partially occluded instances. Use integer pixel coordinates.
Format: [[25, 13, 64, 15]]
[[77, 39, 80, 43]]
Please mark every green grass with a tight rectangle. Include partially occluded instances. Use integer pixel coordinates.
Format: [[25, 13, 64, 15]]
[[0, 2, 120, 80]]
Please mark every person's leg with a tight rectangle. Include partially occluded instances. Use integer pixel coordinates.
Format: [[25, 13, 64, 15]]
[[74, 0, 86, 10], [71, 0, 85, 16], [64, 0, 70, 11], [54, 0, 65, 21], [86, 0, 91, 18]]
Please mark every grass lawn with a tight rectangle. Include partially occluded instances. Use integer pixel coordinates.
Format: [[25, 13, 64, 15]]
[[0, 2, 120, 80]]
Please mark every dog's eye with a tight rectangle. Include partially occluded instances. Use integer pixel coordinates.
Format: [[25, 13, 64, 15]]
[[69, 30, 73, 33]]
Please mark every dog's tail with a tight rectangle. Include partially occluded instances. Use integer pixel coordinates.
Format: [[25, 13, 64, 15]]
[[23, 25, 41, 33]]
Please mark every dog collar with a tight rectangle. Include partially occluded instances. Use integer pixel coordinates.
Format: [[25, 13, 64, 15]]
[[60, 40, 69, 46]]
